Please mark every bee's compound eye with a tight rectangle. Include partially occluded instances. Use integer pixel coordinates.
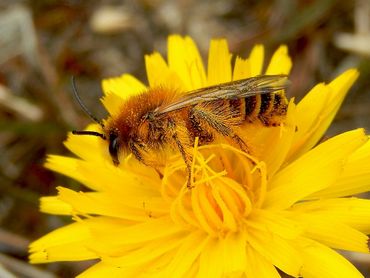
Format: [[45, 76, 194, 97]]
[[109, 133, 120, 166]]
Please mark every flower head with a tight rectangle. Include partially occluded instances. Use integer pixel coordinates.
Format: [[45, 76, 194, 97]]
[[29, 35, 370, 277]]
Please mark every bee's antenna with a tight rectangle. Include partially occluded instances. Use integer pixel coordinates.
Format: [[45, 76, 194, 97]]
[[72, 130, 106, 140], [71, 76, 104, 128]]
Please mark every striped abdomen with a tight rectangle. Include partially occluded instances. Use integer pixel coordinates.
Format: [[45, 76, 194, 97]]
[[230, 92, 288, 126]]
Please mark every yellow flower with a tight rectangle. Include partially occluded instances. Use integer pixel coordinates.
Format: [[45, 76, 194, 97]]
[[29, 35, 370, 277]]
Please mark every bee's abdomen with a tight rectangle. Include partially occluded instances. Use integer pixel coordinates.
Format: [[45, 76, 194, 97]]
[[259, 94, 273, 114], [244, 95, 258, 117], [243, 92, 287, 126], [244, 95, 261, 121]]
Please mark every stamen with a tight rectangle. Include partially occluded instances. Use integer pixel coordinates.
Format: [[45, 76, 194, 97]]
[[165, 143, 263, 236]]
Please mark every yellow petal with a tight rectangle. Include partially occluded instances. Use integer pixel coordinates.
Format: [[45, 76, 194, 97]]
[[245, 243, 281, 278], [30, 242, 98, 263], [246, 215, 303, 277], [233, 56, 251, 80], [291, 198, 370, 234], [265, 45, 292, 75], [288, 69, 359, 161], [146, 52, 186, 91], [44, 155, 86, 186], [57, 187, 168, 221], [101, 92, 125, 116], [86, 216, 182, 248], [101, 74, 146, 115], [145, 51, 171, 87], [249, 209, 303, 239], [298, 238, 364, 278], [329, 68, 359, 103], [198, 238, 226, 277], [248, 44, 264, 76], [77, 261, 136, 278], [286, 83, 330, 161], [168, 35, 206, 90], [102, 74, 146, 98], [29, 222, 97, 263], [162, 231, 209, 277], [29, 222, 89, 250], [64, 129, 109, 163], [291, 214, 369, 253], [73, 161, 159, 195], [312, 139, 370, 198], [45, 156, 111, 192], [264, 129, 367, 209], [221, 232, 248, 274], [207, 39, 232, 85], [101, 233, 184, 268], [40, 196, 72, 215], [199, 232, 247, 276]]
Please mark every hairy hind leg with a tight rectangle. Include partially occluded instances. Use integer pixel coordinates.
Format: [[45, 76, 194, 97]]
[[191, 106, 249, 153]]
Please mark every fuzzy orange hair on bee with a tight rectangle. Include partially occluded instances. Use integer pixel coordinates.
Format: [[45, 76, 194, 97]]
[[72, 75, 289, 187]]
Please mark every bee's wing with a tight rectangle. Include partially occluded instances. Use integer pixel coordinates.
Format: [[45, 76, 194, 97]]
[[156, 74, 289, 115]]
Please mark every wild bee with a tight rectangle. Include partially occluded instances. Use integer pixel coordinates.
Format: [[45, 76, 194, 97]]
[[72, 75, 289, 187]]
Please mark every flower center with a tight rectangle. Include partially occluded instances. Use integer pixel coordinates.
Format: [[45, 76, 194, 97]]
[[162, 143, 267, 237]]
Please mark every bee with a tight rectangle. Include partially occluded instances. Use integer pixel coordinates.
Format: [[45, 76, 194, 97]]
[[72, 75, 289, 187]]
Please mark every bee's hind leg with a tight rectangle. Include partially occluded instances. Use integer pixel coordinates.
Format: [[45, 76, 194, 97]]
[[191, 106, 250, 153], [230, 133, 250, 153]]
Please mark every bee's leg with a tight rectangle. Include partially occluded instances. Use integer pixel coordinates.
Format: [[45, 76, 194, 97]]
[[172, 133, 194, 189], [128, 140, 145, 163], [168, 119, 194, 189], [230, 133, 249, 152], [128, 140, 164, 179], [191, 106, 249, 152]]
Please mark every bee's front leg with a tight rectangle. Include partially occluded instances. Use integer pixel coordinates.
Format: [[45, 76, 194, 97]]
[[128, 139, 164, 179], [128, 139, 145, 163]]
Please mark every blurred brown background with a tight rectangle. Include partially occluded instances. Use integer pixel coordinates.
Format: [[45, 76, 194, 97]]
[[0, 0, 369, 277]]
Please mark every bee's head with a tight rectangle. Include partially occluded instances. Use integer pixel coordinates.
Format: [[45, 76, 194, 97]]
[[107, 128, 120, 166], [104, 119, 136, 166]]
